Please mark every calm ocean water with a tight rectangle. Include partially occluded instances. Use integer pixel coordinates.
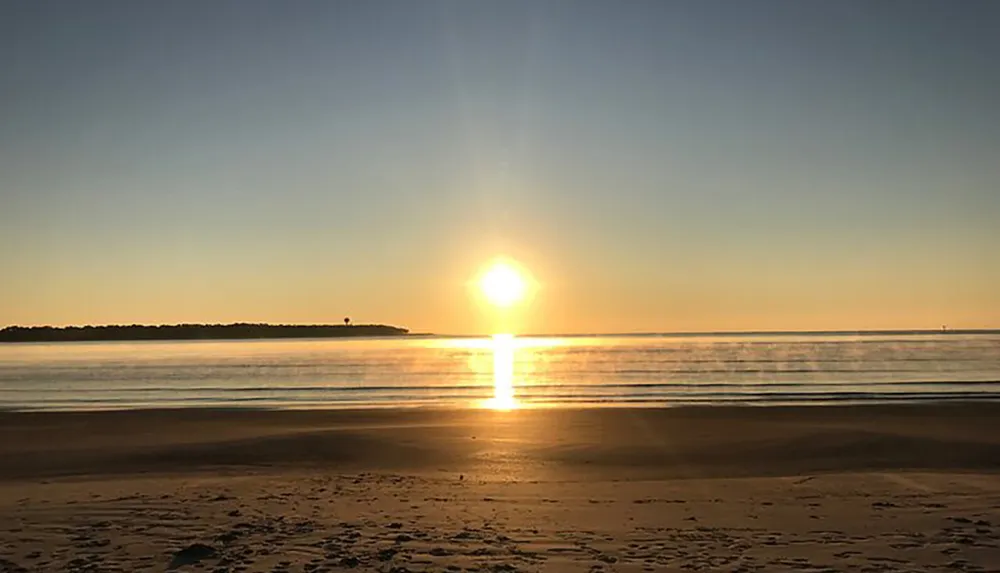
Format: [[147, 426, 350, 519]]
[[0, 332, 998, 411]]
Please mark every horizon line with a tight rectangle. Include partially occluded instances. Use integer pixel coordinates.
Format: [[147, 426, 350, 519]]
[[5, 323, 998, 338], [439, 328, 1000, 338]]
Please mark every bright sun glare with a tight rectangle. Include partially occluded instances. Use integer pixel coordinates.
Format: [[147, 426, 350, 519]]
[[480, 261, 527, 308]]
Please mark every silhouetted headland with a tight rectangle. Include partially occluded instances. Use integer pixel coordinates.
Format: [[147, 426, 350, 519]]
[[0, 323, 409, 343]]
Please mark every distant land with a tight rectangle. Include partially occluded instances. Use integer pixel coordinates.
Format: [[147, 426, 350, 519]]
[[0, 323, 409, 343]]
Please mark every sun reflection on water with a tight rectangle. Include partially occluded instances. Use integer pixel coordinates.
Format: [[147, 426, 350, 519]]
[[431, 334, 569, 409], [486, 333, 517, 410]]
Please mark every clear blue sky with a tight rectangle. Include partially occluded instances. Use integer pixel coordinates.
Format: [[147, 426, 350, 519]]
[[2, 0, 998, 333]]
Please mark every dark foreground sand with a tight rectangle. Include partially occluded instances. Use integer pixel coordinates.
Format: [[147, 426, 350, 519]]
[[1, 404, 999, 572]]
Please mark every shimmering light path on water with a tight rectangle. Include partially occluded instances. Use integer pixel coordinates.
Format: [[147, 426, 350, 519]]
[[1, 333, 998, 411]]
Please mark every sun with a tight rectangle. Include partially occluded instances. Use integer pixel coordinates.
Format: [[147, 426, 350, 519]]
[[480, 261, 527, 307]]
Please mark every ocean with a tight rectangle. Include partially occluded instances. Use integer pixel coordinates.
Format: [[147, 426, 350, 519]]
[[0, 332, 998, 410]]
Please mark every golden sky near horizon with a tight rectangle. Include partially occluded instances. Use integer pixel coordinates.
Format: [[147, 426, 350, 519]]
[[4, 234, 997, 334]]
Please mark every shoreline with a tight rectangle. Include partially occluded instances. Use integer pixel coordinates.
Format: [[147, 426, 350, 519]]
[[5, 396, 999, 412], [3, 402, 999, 482]]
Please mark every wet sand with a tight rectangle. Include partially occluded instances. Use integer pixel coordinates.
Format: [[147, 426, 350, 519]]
[[1, 404, 999, 571]]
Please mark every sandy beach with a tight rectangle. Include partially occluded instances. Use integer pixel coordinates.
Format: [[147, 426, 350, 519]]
[[1, 404, 999, 572]]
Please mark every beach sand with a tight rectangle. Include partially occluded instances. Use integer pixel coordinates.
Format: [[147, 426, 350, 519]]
[[1, 404, 999, 572]]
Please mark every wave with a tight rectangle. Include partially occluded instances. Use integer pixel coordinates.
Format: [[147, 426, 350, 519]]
[[2, 379, 999, 394], [4, 391, 1000, 412]]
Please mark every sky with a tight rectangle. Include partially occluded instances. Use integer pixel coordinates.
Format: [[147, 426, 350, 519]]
[[1, 0, 998, 334]]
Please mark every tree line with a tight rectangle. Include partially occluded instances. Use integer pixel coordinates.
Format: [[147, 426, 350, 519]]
[[0, 323, 409, 343]]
